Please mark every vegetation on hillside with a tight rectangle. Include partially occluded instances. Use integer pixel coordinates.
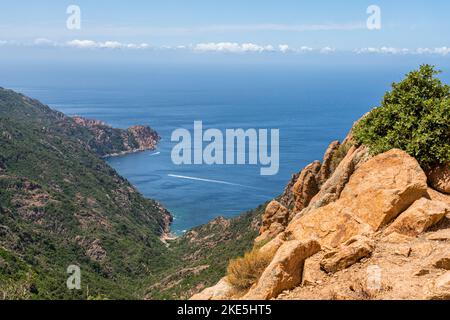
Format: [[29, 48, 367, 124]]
[[353, 65, 450, 168], [0, 87, 261, 299], [145, 207, 262, 299], [226, 246, 273, 294], [0, 88, 172, 299]]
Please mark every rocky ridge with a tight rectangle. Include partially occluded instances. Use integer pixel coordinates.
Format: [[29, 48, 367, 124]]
[[192, 129, 450, 300], [72, 116, 160, 157]]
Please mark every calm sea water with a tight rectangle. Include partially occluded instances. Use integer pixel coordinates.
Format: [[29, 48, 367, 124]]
[[5, 63, 446, 234]]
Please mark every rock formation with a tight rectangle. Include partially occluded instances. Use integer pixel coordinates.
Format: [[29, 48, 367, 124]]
[[426, 164, 450, 194], [193, 138, 450, 300], [72, 116, 160, 156]]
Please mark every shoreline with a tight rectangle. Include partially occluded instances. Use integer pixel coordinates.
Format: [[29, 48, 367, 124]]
[[101, 146, 158, 159]]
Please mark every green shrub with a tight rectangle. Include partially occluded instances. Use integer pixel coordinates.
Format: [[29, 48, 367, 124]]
[[353, 65, 450, 168]]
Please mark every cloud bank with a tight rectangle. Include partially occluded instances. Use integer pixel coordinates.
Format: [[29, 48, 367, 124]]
[[1, 38, 449, 56]]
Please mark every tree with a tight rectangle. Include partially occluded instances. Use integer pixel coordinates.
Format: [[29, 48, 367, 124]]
[[353, 65, 450, 168]]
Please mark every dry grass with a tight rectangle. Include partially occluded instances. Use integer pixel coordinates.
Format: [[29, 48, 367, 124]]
[[226, 247, 273, 293], [330, 142, 353, 170]]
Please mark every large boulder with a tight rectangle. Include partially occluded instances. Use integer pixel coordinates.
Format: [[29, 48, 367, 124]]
[[320, 235, 375, 273], [287, 149, 428, 248], [318, 141, 341, 183], [287, 203, 373, 248], [426, 164, 450, 194], [426, 188, 450, 206], [303, 145, 369, 215], [292, 161, 321, 213], [385, 198, 449, 237], [339, 149, 428, 230], [242, 240, 321, 300], [190, 277, 233, 300], [424, 271, 450, 300], [257, 201, 290, 243]]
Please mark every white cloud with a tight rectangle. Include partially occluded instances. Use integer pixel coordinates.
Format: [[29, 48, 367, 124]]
[[355, 46, 450, 55], [355, 47, 409, 55], [66, 39, 98, 48], [33, 38, 57, 46], [1, 38, 449, 57], [279, 44, 290, 53], [429, 47, 450, 55], [299, 46, 314, 52], [194, 42, 274, 53], [320, 46, 336, 54], [66, 39, 150, 49]]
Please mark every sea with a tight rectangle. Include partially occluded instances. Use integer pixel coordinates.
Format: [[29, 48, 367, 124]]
[[4, 62, 449, 234]]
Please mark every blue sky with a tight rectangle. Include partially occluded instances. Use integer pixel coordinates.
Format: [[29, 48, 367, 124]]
[[0, 0, 449, 63]]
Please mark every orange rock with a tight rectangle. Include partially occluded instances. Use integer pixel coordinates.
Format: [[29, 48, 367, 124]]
[[242, 240, 321, 300], [288, 149, 427, 248], [256, 201, 290, 242], [287, 203, 373, 248], [339, 149, 428, 230], [426, 163, 450, 195], [424, 271, 450, 300], [292, 161, 321, 213], [320, 235, 375, 273], [190, 277, 233, 300], [385, 198, 449, 236], [305, 145, 369, 214]]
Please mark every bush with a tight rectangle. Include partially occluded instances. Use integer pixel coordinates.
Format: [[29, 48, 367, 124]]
[[226, 247, 273, 293], [330, 141, 353, 170], [353, 65, 450, 168]]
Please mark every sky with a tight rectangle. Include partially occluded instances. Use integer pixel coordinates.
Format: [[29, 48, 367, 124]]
[[0, 0, 449, 64]]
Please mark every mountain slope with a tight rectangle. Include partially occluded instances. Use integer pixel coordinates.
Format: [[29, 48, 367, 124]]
[[0, 88, 171, 299], [0, 87, 263, 300]]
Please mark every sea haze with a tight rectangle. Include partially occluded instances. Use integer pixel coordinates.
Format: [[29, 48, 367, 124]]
[[4, 63, 449, 234]]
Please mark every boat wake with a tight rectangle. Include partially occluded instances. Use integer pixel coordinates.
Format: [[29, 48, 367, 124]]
[[167, 174, 261, 190]]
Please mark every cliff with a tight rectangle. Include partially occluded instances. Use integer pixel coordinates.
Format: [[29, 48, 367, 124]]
[[192, 66, 450, 301], [192, 139, 450, 301], [72, 116, 160, 157]]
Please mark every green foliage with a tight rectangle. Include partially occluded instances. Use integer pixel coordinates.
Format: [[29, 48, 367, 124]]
[[145, 206, 262, 300], [0, 87, 263, 300], [0, 88, 171, 299], [353, 65, 450, 168]]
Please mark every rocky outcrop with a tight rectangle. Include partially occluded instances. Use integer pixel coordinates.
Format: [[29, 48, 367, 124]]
[[242, 240, 321, 300], [287, 150, 427, 247], [303, 145, 369, 215], [385, 198, 449, 236], [193, 138, 450, 300], [127, 125, 160, 152], [339, 149, 428, 230], [318, 141, 341, 183], [190, 277, 233, 300], [266, 141, 366, 242], [426, 164, 450, 194], [292, 161, 322, 213], [75, 237, 107, 263], [424, 271, 450, 300], [278, 172, 301, 209], [320, 236, 375, 273], [256, 201, 290, 243], [72, 116, 160, 157]]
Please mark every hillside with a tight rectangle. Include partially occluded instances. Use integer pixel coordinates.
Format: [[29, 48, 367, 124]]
[[0, 87, 174, 299], [72, 116, 160, 157], [0, 87, 260, 300], [146, 207, 261, 299]]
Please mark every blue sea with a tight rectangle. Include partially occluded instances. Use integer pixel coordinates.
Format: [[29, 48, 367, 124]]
[[4, 63, 448, 234]]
